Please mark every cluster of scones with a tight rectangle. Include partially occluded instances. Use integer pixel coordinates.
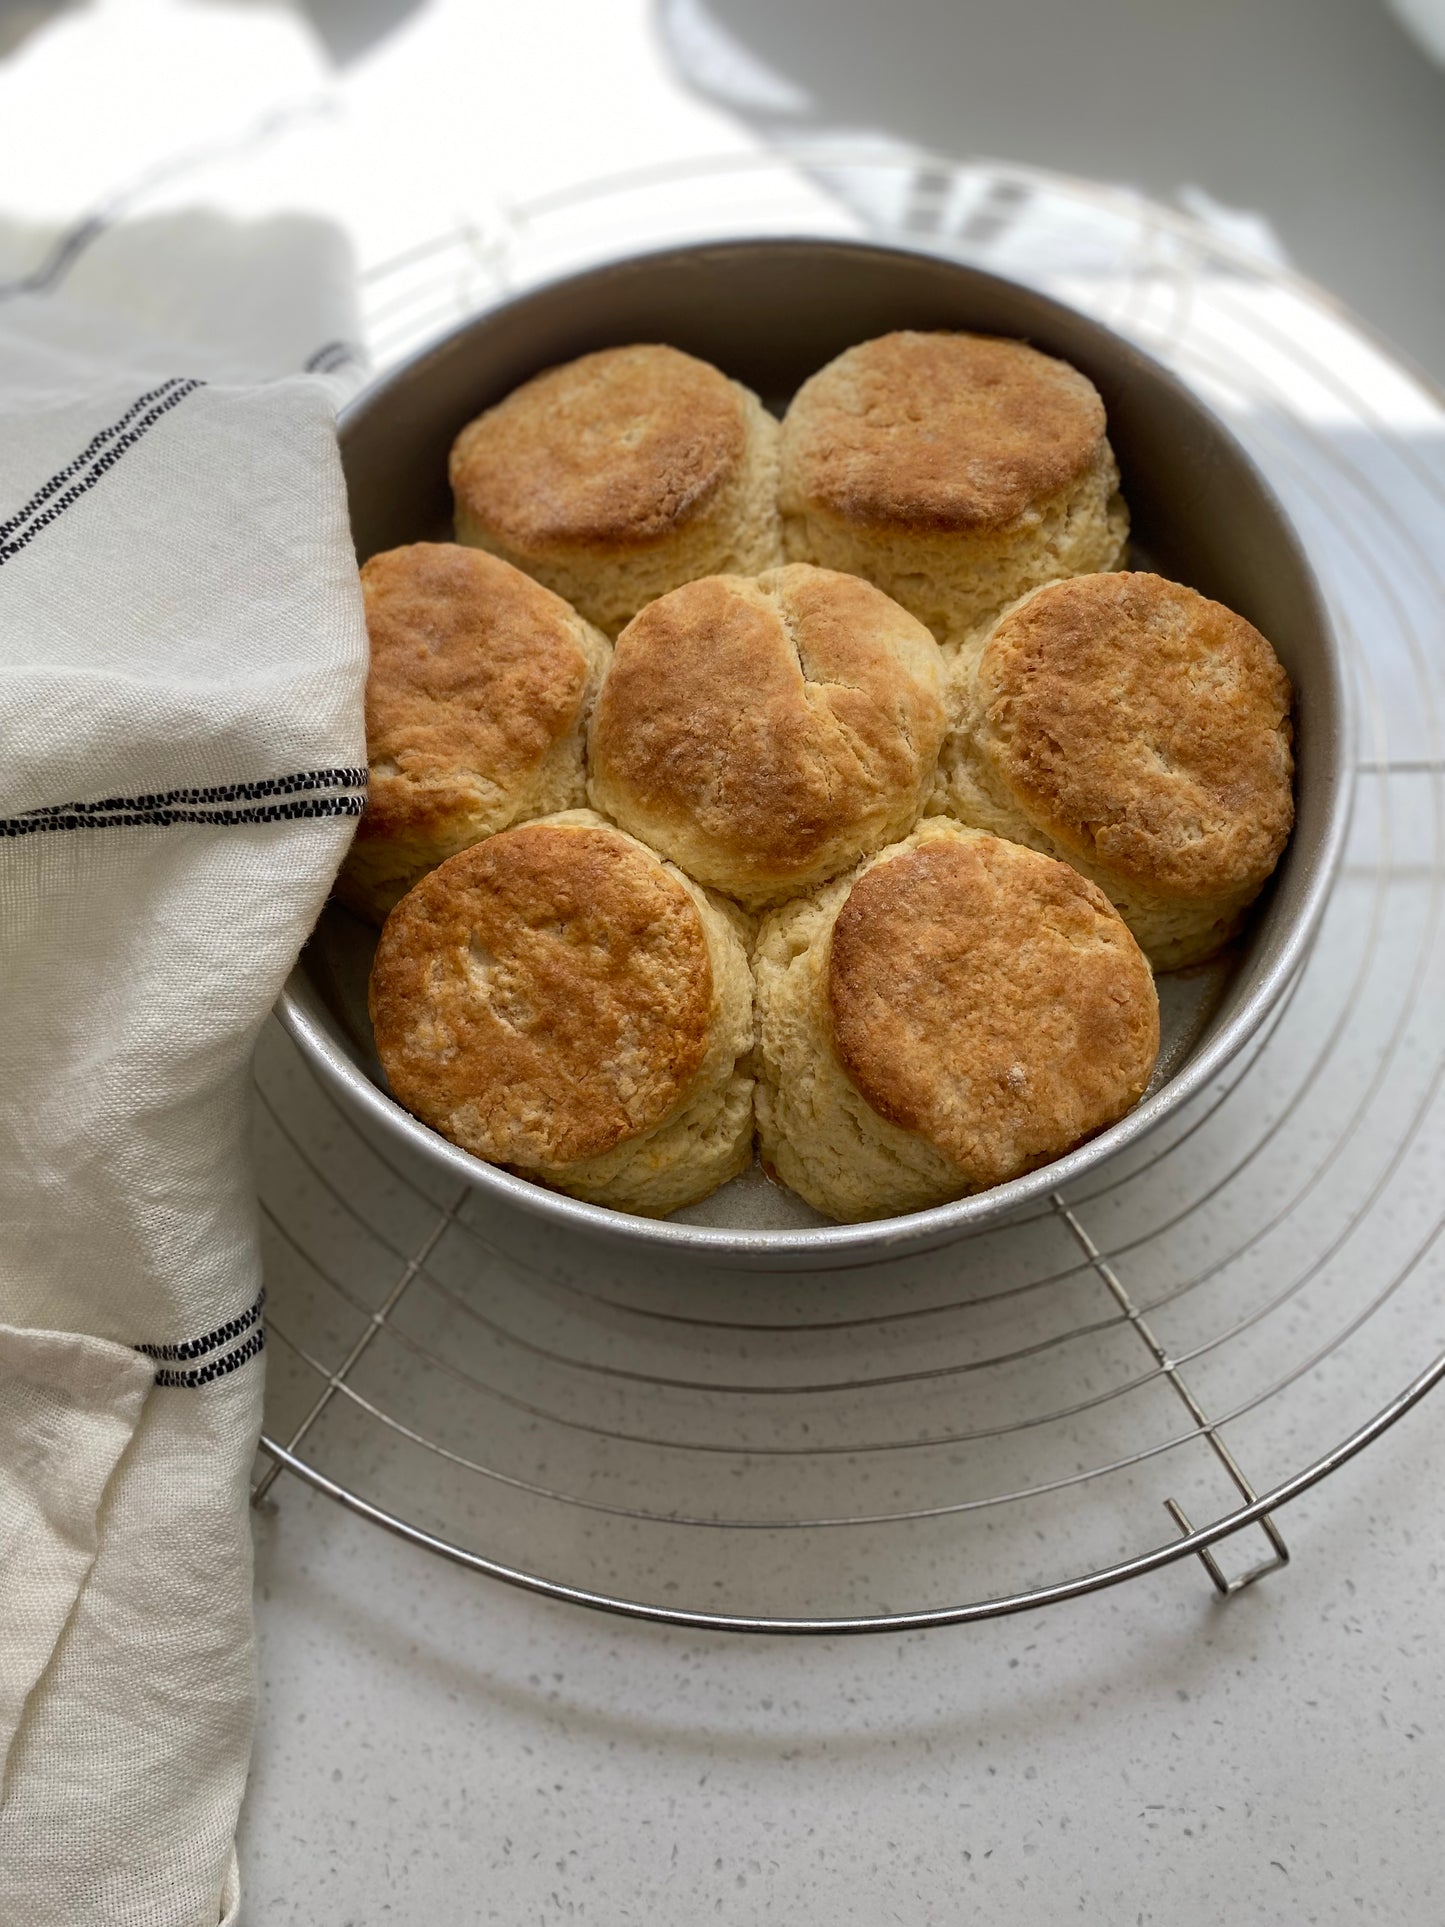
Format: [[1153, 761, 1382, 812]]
[[345, 333, 1296, 1223]]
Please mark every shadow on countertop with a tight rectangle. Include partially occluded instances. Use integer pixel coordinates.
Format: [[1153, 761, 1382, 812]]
[[655, 0, 1445, 385]]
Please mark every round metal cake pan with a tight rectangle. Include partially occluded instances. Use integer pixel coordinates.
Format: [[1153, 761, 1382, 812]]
[[278, 236, 1352, 1271]]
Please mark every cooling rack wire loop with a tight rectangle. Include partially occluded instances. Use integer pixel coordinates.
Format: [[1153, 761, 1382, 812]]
[[253, 155, 1445, 1631]]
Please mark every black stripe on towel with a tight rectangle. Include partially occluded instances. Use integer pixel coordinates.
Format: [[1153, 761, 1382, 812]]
[[141, 1290, 267, 1389], [21, 767, 369, 819], [153, 1328, 266, 1389], [137, 1289, 266, 1364], [0, 378, 205, 568], [0, 213, 110, 304], [0, 379, 194, 544], [1, 781, 367, 840], [303, 339, 364, 376]]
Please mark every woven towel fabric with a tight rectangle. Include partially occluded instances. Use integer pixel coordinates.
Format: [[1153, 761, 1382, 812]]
[[0, 290, 367, 1925]]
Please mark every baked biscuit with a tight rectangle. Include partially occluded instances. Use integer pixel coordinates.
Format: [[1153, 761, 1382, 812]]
[[588, 564, 946, 911], [779, 330, 1127, 648], [934, 572, 1295, 969], [368, 811, 754, 1216], [450, 344, 783, 636], [755, 821, 1159, 1222], [338, 544, 609, 923]]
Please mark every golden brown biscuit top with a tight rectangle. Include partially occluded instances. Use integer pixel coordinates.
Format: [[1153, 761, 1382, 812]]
[[449, 344, 748, 553], [590, 565, 944, 880], [976, 572, 1295, 898], [369, 822, 714, 1168], [827, 832, 1159, 1189], [356, 543, 592, 845], [780, 331, 1108, 534]]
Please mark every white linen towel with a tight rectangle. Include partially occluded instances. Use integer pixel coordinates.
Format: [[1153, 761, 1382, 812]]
[[0, 254, 368, 1924]]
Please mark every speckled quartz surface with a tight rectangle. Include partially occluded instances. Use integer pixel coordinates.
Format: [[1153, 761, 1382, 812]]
[[240, 1410, 1442, 1923]]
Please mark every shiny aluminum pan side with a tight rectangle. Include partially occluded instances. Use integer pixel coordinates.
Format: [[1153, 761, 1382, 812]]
[[278, 237, 1351, 1272]]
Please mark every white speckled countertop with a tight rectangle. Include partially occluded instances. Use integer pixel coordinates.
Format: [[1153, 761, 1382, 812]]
[[236, 4, 1445, 1919], [241, 1411, 1442, 1922]]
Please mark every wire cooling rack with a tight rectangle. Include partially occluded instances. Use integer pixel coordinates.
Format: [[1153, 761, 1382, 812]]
[[251, 155, 1445, 1631]]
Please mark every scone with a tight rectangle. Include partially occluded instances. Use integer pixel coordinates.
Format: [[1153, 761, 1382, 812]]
[[779, 330, 1127, 649], [338, 544, 609, 923], [933, 572, 1295, 969], [755, 821, 1159, 1222], [449, 344, 783, 636], [368, 811, 754, 1217], [588, 564, 946, 911]]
